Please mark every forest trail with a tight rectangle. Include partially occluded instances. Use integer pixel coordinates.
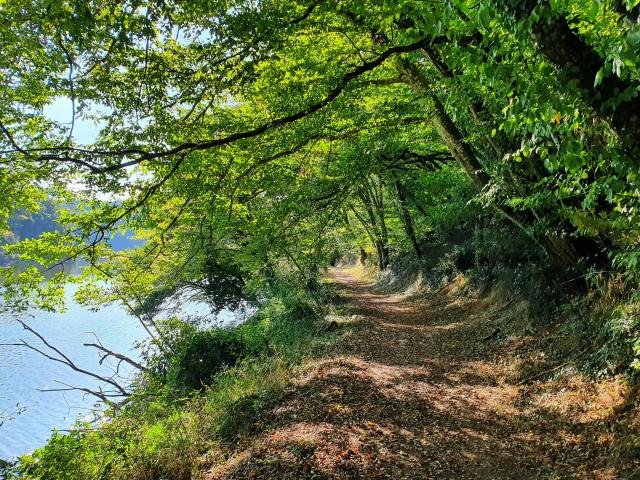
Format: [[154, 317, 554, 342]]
[[206, 267, 630, 480]]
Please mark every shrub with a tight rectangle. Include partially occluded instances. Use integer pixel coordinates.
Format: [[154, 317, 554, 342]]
[[166, 328, 244, 391]]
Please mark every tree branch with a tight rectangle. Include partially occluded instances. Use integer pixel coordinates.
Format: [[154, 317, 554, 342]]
[[8, 38, 429, 174], [12, 320, 129, 396], [83, 341, 148, 372]]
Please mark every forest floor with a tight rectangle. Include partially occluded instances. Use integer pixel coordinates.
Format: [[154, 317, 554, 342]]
[[205, 266, 639, 479]]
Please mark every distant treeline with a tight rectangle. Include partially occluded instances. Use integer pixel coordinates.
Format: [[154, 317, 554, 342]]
[[2, 201, 140, 256], [4, 200, 59, 244]]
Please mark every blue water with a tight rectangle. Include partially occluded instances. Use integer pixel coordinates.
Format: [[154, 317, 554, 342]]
[[0, 286, 237, 460], [0, 287, 147, 460]]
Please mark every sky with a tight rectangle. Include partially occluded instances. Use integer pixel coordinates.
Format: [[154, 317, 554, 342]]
[[40, 98, 140, 201], [42, 97, 104, 145]]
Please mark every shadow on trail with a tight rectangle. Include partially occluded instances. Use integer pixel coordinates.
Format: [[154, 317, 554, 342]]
[[207, 268, 623, 480]]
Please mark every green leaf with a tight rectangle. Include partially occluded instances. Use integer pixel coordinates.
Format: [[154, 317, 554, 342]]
[[594, 68, 604, 87], [478, 4, 492, 29]]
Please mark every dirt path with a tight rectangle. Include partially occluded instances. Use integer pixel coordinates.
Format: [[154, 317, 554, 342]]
[[207, 267, 632, 479]]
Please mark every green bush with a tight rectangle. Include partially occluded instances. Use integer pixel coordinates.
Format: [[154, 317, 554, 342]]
[[165, 328, 245, 392]]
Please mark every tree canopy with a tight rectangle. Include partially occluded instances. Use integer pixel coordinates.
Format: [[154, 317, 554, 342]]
[[1, 0, 640, 317]]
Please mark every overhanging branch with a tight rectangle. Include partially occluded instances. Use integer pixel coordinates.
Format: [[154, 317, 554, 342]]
[[4, 38, 429, 174]]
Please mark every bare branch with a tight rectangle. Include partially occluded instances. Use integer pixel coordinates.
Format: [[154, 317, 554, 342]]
[[14, 320, 129, 396], [83, 342, 148, 372], [37, 381, 124, 407]]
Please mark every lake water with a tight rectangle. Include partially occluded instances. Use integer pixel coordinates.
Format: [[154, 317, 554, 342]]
[[0, 286, 235, 460]]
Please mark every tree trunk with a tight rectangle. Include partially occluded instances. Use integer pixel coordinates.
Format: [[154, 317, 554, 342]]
[[359, 247, 368, 265], [356, 188, 389, 270], [419, 43, 506, 158], [396, 57, 593, 270], [373, 187, 390, 269], [397, 59, 491, 190], [343, 8, 603, 272], [394, 179, 422, 258]]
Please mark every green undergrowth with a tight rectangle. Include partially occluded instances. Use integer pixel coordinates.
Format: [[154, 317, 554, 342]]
[[3, 285, 344, 480], [374, 223, 640, 381], [548, 278, 640, 378]]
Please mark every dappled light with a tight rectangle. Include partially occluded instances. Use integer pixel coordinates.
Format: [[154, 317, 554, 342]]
[[1, 0, 640, 478], [204, 268, 638, 479]]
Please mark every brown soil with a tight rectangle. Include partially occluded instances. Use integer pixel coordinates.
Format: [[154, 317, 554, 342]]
[[205, 267, 640, 479]]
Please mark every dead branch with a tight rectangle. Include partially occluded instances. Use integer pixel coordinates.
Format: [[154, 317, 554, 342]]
[[83, 343, 149, 372], [83, 334, 148, 372], [37, 380, 125, 408], [516, 348, 589, 386], [12, 320, 129, 396]]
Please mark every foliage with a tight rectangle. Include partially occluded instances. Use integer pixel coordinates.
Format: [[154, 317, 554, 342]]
[[155, 324, 245, 392], [2, 0, 640, 476], [2, 0, 638, 307]]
